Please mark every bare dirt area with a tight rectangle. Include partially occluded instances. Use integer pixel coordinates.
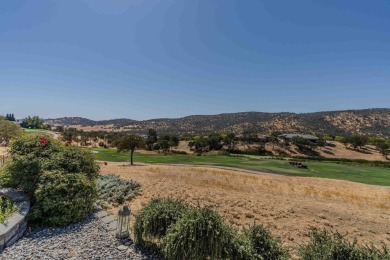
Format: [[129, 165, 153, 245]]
[[317, 142, 387, 161], [100, 164, 390, 252]]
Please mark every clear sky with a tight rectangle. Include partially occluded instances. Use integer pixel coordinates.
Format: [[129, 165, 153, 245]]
[[1, 0, 389, 120]]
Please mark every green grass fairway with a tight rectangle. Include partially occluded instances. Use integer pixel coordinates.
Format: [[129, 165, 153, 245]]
[[91, 148, 390, 186], [23, 129, 51, 134]]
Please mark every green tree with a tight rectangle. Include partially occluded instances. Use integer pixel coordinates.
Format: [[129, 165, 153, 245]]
[[116, 134, 144, 165], [193, 138, 208, 155], [158, 135, 180, 152], [270, 131, 281, 150], [223, 132, 237, 151], [158, 139, 171, 155], [376, 142, 389, 159], [345, 135, 368, 150], [5, 114, 15, 122], [0, 117, 23, 145], [368, 136, 385, 146], [292, 136, 311, 150], [145, 129, 158, 151], [170, 135, 180, 148], [207, 133, 223, 151], [20, 116, 44, 129]]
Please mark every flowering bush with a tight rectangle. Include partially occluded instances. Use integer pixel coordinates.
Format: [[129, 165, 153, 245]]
[[39, 138, 49, 145], [0, 135, 99, 226]]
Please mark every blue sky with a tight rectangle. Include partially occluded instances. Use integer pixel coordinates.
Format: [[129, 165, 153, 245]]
[[1, 0, 389, 120]]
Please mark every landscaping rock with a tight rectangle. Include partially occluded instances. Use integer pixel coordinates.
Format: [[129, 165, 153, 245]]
[[117, 245, 128, 251], [0, 214, 160, 259], [101, 216, 115, 224], [95, 211, 108, 219]]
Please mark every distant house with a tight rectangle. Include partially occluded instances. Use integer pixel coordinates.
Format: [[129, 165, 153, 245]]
[[278, 134, 319, 143]]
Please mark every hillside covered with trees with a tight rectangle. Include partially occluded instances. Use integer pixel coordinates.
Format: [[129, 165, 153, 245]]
[[45, 108, 390, 137]]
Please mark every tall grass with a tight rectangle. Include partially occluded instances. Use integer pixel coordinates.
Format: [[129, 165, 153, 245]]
[[97, 174, 140, 206]]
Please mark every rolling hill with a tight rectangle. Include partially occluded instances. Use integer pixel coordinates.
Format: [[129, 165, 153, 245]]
[[45, 108, 390, 137]]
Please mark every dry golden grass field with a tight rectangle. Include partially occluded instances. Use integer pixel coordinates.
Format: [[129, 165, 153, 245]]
[[101, 163, 390, 251]]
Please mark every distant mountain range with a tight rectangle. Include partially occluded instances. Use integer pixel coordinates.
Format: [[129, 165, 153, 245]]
[[45, 108, 390, 137]]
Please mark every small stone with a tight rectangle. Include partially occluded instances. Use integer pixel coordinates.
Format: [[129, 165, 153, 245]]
[[95, 211, 108, 219], [117, 245, 128, 251], [107, 221, 117, 231], [101, 216, 115, 224]]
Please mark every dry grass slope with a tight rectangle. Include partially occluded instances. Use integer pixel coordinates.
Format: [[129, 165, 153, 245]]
[[101, 164, 390, 251]]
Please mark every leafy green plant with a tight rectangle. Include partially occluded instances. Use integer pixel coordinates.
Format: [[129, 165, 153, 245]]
[[31, 170, 97, 226], [97, 174, 141, 205], [134, 198, 189, 251], [0, 135, 99, 226], [163, 206, 236, 260], [0, 196, 17, 223], [299, 229, 390, 260], [244, 225, 289, 260]]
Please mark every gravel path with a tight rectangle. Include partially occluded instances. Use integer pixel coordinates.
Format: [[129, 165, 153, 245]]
[[0, 214, 160, 260]]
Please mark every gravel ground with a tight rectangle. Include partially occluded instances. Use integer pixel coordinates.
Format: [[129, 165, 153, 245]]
[[0, 214, 160, 260]]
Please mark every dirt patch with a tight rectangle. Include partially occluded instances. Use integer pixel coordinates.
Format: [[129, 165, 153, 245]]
[[100, 164, 390, 251]]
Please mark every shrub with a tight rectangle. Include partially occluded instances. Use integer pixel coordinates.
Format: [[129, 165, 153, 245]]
[[153, 143, 161, 151], [299, 229, 389, 260], [2, 136, 99, 196], [0, 135, 99, 226], [244, 225, 289, 260], [134, 198, 189, 250], [0, 117, 23, 145], [97, 174, 141, 205], [163, 207, 236, 260], [31, 170, 96, 226], [99, 141, 108, 148]]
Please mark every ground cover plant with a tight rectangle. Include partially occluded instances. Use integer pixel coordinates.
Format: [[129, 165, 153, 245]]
[[92, 148, 390, 186], [97, 174, 141, 206], [299, 229, 390, 260], [0, 196, 17, 223], [0, 136, 99, 226]]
